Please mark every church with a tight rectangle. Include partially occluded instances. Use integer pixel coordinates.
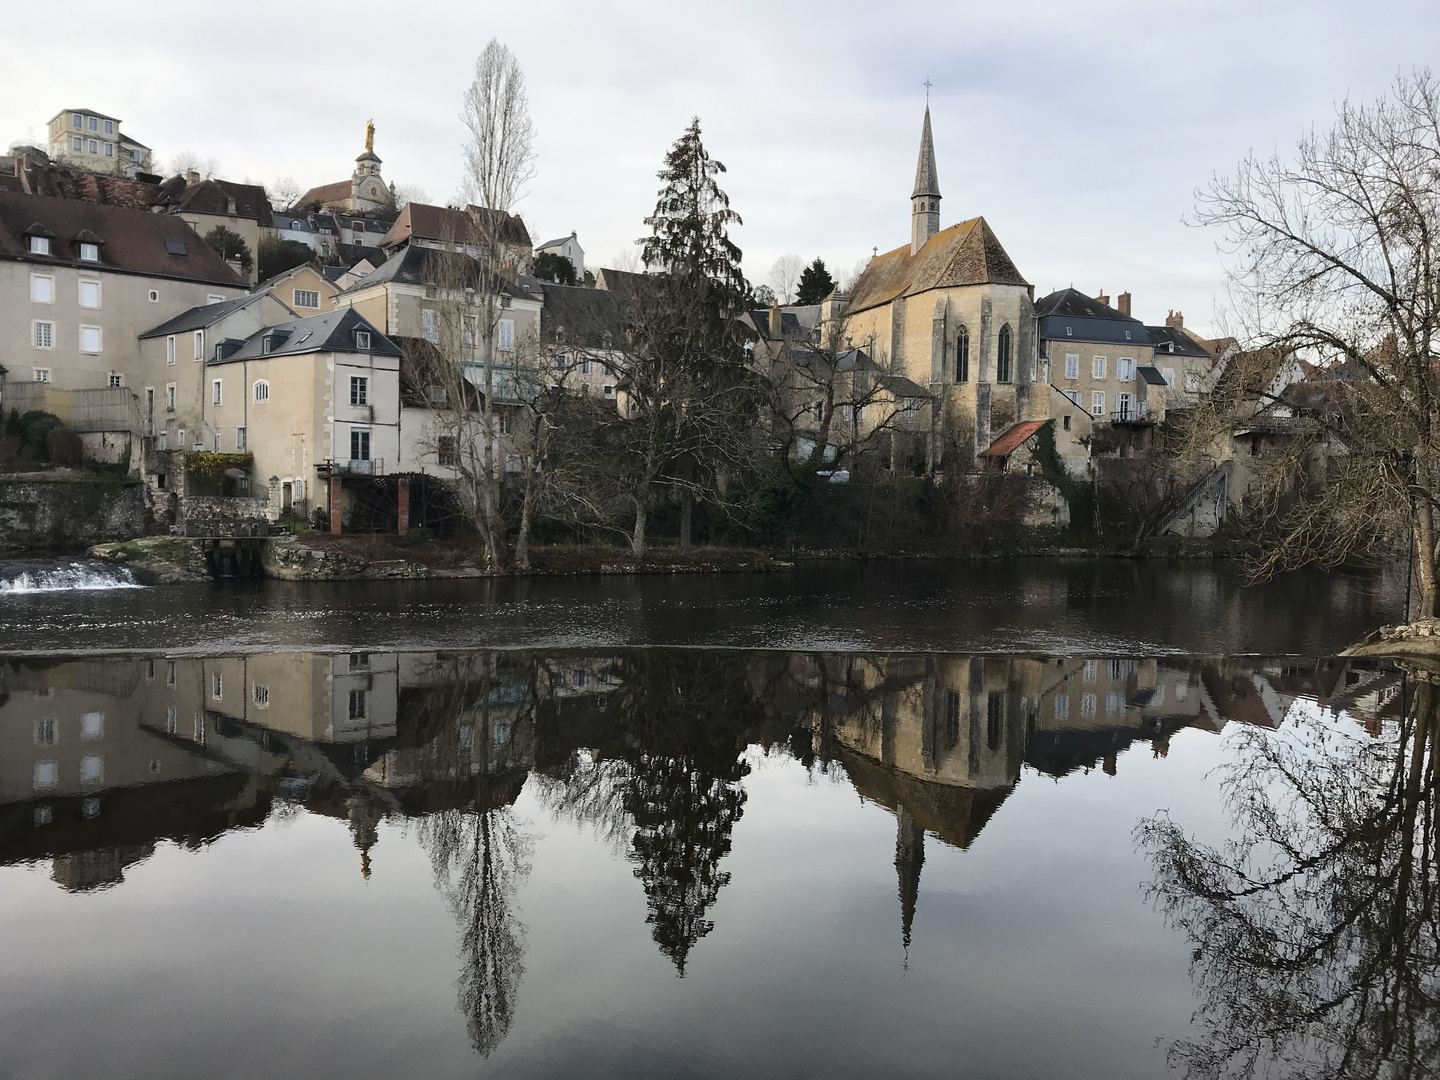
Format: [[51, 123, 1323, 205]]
[[836, 107, 1045, 465]]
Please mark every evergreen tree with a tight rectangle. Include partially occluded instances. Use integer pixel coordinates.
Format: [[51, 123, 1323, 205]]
[[795, 258, 834, 304], [640, 117, 747, 311], [203, 225, 252, 275]]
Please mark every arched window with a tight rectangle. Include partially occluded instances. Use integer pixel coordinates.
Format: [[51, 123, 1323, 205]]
[[253, 380, 269, 403], [955, 324, 970, 383], [997, 324, 1013, 383]]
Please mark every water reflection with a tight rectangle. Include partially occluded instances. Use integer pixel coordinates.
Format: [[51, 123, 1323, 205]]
[[0, 649, 1417, 1068], [1139, 665, 1438, 1078]]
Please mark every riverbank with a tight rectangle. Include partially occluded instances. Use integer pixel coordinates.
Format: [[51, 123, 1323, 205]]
[[87, 534, 790, 582]]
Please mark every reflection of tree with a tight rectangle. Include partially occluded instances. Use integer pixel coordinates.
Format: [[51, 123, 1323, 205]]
[[413, 651, 535, 1059], [421, 803, 530, 1057], [617, 654, 759, 976], [1138, 674, 1439, 1079]]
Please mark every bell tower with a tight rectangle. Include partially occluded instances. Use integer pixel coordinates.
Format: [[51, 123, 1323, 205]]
[[911, 105, 941, 255]]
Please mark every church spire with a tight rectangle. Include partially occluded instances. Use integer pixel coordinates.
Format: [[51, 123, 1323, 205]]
[[911, 106, 941, 255]]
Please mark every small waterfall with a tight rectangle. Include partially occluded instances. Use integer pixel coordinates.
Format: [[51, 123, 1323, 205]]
[[0, 561, 145, 593]]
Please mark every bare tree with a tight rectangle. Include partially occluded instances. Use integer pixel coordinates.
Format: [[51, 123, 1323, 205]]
[[765, 312, 926, 474], [1188, 71, 1440, 614], [166, 150, 219, 179], [455, 38, 537, 569], [269, 175, 303, 211], [392, 182, 430, 210], [768, 253, 803, 304]]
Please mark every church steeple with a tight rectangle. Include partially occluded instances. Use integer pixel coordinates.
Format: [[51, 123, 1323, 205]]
[[911, 106, 941, 255]]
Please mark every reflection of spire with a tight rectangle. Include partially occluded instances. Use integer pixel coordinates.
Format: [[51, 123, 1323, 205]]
[[895, 809, 925, 962], [348, 794, 381, 880]]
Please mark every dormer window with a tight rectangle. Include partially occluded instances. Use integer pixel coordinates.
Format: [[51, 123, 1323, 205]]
[[79, 242, 99, 262], [354, 330, 371, 350], [29, 236, 50, 255]]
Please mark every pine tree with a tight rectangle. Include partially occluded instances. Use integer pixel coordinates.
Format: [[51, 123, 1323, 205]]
[[641, 117, 748, 312], [795, 258, 834, 305]]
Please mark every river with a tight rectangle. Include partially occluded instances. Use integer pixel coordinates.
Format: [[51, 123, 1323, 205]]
[[0, 561, 1432, 1079]]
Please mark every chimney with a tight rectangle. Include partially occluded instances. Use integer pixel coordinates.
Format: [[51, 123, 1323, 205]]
[[185, 169, 200, 185], [1095, 289, 1110, 306], [1117, 291, 1132, 317], [768, 298, 783, 339], [1166, 310, 1184, 330]]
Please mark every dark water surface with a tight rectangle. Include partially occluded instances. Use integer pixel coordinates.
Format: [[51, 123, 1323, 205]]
[[1, 563, 1432, 1079], [0, 558, 1405, 655]]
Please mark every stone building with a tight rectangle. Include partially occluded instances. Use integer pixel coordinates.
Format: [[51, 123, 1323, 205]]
[[0, 191, 245, 392], [835, 107, 1042, 468], [44, 108, 153, 178]]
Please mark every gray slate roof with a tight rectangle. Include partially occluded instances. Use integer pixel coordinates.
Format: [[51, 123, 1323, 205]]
[[1035, 287, 1151, 347], [1145, 324, 1211, 358], [211, 308, 399, 364], [340, 243, 530, 300], [139, 292, 275, 339], [539, 283, 629, 346], [1138, 365, 1169, 385]]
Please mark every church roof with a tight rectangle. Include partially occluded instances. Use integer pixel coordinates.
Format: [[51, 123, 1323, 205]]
[[912, 105, 940, 199], [846, 217, 1029, 315], [297, 179, 352, 209]]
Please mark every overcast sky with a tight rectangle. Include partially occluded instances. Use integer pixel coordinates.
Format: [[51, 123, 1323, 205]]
[[3, 1, 1436, 336]]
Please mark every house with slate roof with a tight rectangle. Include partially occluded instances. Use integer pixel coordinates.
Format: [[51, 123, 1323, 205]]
[[204, 308, 402, 528], [137, 291, 296, 455], [1036, 288, 1170, 426], [0, 191, 245, 393]]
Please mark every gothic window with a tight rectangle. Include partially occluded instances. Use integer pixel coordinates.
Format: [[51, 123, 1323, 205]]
[[955, 324, 969, 382], [997, 325, 1013, 383]]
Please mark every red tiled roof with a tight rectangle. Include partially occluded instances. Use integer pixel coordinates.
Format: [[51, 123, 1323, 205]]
[[379, 202, 531, 251], [979, 419, 1046, 458], [297, 180, 352, 209]]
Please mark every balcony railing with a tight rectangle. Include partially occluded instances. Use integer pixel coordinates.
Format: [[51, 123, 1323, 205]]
[[319, 458, 385, 477], [1111, 406, 1154, 426]]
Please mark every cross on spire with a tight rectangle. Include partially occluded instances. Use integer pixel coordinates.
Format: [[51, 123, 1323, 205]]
[[923, 78, 933, 101]]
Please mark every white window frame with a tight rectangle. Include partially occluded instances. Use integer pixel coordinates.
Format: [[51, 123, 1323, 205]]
[[166, 335, 176, 365], [193, 330, 205, 361], [79, 325, 102, 354], [236, 426, 247, 450], [30, 273, 54, 303], [212, 379, 223, 406], [422, 308, 438, 342], [293, 289, 320, 309], [32, 367, 51, 383], [253, 380, 269, 402], [103, 119, 113, 134], [354, 330, 371, 350], [79, 242, 99, 262], [1091, 391, 1105, 416], [1162, 368, 1175, 387], [497, 318, 515, 350], [104, 143, 114, 158], [1116, 392, 1135, 419], [78, 278, 101, 308], [33, 320, 55, 349], [350, 427, 371, 462], [71, 136, 82, 151], [72, 113, 82, 128], [1064, 353, 1078, 379], [108, 373, 123, 388], [1092, 356, 1106, 380], [87, 139, 98, 154], [350, 376, 368, 406], [29, 235, 50, 255], [1116, 357, 1134, 381], [166, 383, 177, 412]]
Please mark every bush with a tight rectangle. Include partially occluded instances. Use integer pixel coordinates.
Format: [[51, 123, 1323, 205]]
[[258, 237, 316, 281]]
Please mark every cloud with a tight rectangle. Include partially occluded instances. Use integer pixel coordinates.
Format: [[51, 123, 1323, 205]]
[[3, 0, 1436, 335]]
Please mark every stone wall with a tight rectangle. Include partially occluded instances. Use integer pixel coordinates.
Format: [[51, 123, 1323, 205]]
[[0, 473, 145, 553], [179, 496, 270, 537]]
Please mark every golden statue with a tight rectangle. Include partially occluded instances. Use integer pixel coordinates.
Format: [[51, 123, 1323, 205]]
[[364, 119, 375, 154]]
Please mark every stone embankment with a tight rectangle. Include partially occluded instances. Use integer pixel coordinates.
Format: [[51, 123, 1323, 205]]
[[1345, 617, 1440, 660], [1, 472, 144, 553]]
